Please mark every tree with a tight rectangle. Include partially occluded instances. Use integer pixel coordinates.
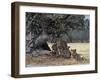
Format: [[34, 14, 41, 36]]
[[26, 12, 89, 53]]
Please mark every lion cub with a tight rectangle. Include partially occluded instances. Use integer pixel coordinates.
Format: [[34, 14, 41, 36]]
[[70, 49, 83, 62]]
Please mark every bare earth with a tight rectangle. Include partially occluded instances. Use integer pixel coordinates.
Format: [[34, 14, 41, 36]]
[[26, 43, 89, 67]]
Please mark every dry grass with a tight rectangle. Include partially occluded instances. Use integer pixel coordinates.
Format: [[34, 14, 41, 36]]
[[68, 43, 89, 59], [26, 43, 89, 67]]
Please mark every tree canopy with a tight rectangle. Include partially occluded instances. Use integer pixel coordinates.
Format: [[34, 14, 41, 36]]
[[26, 12, 89, 42]]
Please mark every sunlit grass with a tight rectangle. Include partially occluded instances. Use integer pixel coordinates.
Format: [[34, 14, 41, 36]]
[[68, 43, 89, 59]]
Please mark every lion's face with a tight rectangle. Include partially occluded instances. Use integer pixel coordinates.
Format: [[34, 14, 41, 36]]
[[70, 49, 76, 54]]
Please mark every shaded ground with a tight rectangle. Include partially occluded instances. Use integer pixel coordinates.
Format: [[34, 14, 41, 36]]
[[26, 43, 89, 67]]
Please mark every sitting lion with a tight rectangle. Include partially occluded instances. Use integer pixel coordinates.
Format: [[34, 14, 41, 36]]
[[70, 49, 84, 62], [52, 39, 71, 58]]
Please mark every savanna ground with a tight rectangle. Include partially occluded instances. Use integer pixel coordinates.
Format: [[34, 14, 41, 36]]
[[26, 43, 89, 67]]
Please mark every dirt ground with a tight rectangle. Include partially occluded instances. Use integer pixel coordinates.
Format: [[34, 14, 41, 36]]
[[26, 43, 89, 67]]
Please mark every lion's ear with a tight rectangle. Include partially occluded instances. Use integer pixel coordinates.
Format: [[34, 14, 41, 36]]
[[68, 46, 70, 48]]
